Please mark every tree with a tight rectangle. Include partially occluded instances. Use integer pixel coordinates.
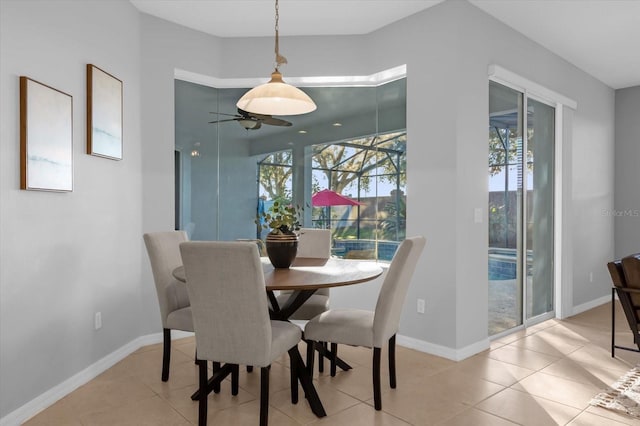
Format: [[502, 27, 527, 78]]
[[312, 132, 406, 195], [258, 151, 292, 200], [488, 127, 533, 175]]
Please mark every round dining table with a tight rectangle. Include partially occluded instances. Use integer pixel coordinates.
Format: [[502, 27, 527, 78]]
[[171, 256, 383, 417], [173, 256, 382, 289], [172, 256, 383, 320]]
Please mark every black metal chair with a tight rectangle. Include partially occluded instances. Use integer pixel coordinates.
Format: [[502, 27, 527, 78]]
[[607, 253, 640, 357]]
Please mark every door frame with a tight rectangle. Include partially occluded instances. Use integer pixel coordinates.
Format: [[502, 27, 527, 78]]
[[488, 65, 578, 324]]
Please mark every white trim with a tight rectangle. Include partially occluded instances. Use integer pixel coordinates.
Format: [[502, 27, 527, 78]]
[[554, 107, 568, 319], [174, 64, 407, 89], [490, 324, 525, 341], [0, 331, 192, 426], [571, 294, 610, 317], [525, 311, 556, 327], [488, 64, 577, 110], [397, 334, 490, 362]]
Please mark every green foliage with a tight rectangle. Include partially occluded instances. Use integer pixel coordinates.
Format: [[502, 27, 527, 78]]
[[255, 200, 302, 235], [380, 197, 406, 240], [489, 127, 534, 176], [311, 132, 406, 195], [258, 151, 293, 200]]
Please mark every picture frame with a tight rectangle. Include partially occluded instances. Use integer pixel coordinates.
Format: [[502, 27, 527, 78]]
[[87, 64, 123, 160], [20, 76, 73, 192]]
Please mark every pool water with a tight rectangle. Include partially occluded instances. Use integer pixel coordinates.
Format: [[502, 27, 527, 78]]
[[488, 255, 517, 280]]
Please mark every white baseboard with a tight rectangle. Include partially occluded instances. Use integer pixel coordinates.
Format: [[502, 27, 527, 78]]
[[571, 294, 610, 317], [0, 331, 192, 426], [397, 334, 490, 362]]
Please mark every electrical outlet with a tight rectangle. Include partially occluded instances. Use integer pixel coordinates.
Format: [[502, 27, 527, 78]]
[[417, 299, 425, 314], [94, 312, 102, 330], [589, 272, 593, 283]]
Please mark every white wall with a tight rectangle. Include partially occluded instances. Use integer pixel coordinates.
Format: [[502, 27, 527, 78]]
[[0, 0, 618, 421], [0, 0, 142, 420], [614, 86, 640, 258]]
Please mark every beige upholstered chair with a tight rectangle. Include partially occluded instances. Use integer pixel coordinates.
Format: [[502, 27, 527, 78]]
[[143, 231, 193, 382], [275, 228, 332, 371], [304, 236, 426, 410], [276, 228, 331, 319], [180, 241, 324, 426]]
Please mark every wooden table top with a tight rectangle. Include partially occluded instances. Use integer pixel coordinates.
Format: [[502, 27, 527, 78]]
[[172, 257, 383, 291]]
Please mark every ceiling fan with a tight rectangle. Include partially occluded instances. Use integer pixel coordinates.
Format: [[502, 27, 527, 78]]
[[209, 108, 292, 130]]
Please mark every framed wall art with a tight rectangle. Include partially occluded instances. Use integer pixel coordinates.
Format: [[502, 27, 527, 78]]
[[20, 76, 73, 192], [87, 64, 122, 160]]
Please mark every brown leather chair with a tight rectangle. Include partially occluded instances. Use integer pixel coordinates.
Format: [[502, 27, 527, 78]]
[[607, 253, 640, 356]]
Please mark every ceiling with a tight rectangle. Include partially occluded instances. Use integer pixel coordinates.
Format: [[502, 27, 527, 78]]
[[130, 0, 640, 89]]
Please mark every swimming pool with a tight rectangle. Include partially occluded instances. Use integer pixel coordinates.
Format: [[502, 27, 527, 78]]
[[489, 248, 517, 280]]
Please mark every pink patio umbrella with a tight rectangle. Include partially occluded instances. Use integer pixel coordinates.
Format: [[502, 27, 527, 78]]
[[312, 189, 361, 232], [312, 189, 361, 207]]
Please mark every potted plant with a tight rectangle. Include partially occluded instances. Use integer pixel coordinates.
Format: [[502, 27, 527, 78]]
[[256, 200, 302, 268]]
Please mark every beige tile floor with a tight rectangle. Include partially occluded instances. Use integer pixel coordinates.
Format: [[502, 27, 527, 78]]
[[24, 302, 640, 425]]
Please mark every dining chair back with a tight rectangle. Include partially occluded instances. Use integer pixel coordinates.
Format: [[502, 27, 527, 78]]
[[181, 241, 274, 367], [143, 231, 193, 382], [304, 236, 426, 410], [180, 241, 324, 425], [297, 228, 331, 259], [276, 228, 333, 371], [278, 228, 332, 314], [373, 236, 427, 347]]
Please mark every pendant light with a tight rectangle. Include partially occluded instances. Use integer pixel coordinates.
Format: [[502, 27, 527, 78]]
[[236, 0, 316, 116]]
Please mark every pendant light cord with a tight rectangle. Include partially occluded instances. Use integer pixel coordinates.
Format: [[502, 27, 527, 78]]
[[274, 0, 287, 70]]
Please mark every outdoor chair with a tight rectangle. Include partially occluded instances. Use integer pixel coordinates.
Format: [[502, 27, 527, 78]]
[[607, 253, 640, 357]]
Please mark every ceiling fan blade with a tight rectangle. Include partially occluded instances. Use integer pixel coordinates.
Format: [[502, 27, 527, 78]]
[[208, 118, 240, 124], [262, 117, 293, 126], [237, 107, 253, 118], [210, 111, 242, 118]]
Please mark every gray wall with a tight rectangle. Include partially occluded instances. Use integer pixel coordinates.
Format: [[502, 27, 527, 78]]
[[141, 0, 615, 351], [0, 0, 142, 419], [614, 86, 640, 258], [0, 0, 620, 420]]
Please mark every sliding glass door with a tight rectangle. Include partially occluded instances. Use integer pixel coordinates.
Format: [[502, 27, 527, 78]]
[[488, 81, 555, 336]]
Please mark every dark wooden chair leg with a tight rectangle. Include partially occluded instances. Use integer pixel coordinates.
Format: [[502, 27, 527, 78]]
[[162, 328, 171, 382], [289, 351, 299, 404], [231, 364, 239, 396], [318, 341, 325, 372], [612, 287, 616, 357], [260, 367, 270, 426], [330, 343, 338, 377], [373, 347, 382, 410], [306, 340, 315, 375], [197, 359, 208, 426], [212, 362, 221, 394], [389, 334, 397, 388]]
